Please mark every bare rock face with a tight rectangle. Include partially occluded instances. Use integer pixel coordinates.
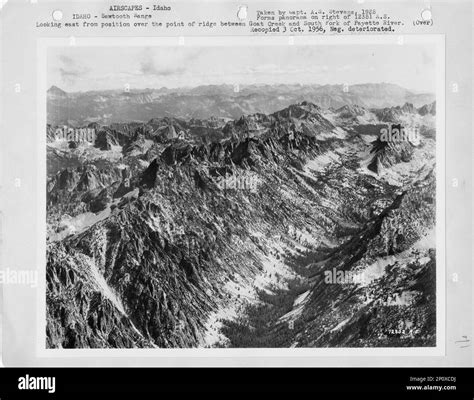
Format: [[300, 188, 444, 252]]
[[418, 101, 436, 116], [94, 131, 118, 151], [373, 102, 418, 122], [46, 99, 437, 348], [367, 137, 414, 174], [46, 244, 155, 348], [89, 189, 111, 213], [336, 104, 367, 119]]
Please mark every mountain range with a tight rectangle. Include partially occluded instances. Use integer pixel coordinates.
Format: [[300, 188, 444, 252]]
[[46, 94, 437, 348], [47, 83, 435, 127]]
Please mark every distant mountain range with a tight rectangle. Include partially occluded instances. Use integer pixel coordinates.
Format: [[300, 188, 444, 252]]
[[47, 83, 435, 127]]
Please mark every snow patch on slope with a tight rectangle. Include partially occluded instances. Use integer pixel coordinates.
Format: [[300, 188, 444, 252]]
[[83, 256, 126, 315], [279, 290, 311, 323]]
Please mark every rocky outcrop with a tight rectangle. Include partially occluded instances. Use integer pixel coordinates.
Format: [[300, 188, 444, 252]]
[[336, 104, 367, 119], [367, 136, 414, 174], [418, 101, 436, 116], [94, 130, 119, 151]]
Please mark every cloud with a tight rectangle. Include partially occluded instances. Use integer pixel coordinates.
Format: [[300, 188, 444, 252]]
[[139, 53, 186, 77], [58, 55, 89, 83], [48, 44, 435, 93], [245, 64, 329, 76], [337, 65, 352, 71], [246, 64, 282, 74]]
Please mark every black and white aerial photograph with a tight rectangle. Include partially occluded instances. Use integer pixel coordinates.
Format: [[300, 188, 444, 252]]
[[45, 42, 439, 349]]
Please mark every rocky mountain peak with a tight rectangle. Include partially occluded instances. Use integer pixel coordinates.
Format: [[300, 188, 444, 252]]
[[48, 85, 68, 98]]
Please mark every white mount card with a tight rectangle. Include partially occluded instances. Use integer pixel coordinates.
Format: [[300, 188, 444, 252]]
[[0, 0, 472, 367]]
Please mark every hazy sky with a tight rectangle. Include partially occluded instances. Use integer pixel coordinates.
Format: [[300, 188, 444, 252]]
[[48, 44, 436, 93]]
